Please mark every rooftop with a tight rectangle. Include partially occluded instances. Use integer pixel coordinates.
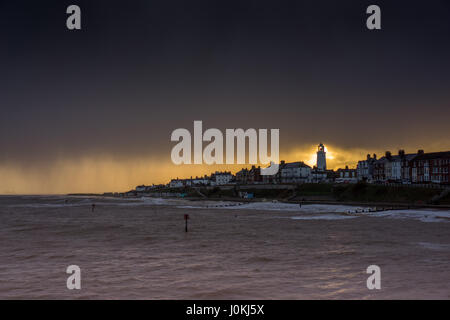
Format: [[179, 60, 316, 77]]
[[283, 161, 311, 169], [413, 151, 450, 161]]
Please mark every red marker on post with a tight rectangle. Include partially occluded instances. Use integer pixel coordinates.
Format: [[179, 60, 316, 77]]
[[184, 214, 189, 232]]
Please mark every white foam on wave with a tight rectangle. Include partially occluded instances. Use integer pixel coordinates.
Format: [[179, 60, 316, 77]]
[[180, 202, 369, 213], [417, 242, 450, 251], [6, 196, 178, 208], [179, 201, 450, 223], [116, 197, 176, 206], [180, 202, 366, 221], [360, 209, 450, 223], [291, 214, 358, 220], [8, 201, 92, 209], [8, 195, 450, 223]]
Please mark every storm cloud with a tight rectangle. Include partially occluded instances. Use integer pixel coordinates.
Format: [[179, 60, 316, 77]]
[[1, 0, 449, 193]]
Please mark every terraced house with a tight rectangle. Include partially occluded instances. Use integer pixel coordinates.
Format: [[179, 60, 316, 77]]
[[410, 151, 450, 184]]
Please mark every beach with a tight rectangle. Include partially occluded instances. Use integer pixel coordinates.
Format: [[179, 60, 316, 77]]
[[0, 195, 449, 299]]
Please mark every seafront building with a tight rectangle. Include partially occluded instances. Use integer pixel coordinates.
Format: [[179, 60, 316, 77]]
[[236, 166, 262, 184], [167, 171, 233, 188], [210, 171, 233, 185], [235, 168, 249, 184], [373, 150, 419, 183], [280, 162, 311, 183], [335, 166, 358, 183], [169, 179, 185, 188], [410, 151, 450, 184], [357, 154, 377, 182]]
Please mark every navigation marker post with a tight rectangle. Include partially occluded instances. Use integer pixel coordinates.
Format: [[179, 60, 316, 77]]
[[184, 214, 189, 232]]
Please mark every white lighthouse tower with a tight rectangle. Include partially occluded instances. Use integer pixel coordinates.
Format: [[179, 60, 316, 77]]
[[316, 143, 327, 171]]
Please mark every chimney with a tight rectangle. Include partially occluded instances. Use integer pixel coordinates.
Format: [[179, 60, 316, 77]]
[[418, 149, 424, 155], [367, 154, 371, 160], [398, 149, 405, 157], [280, 160, 285, 165], [385, 151, 392, 159], [373, 153, 377, 160]]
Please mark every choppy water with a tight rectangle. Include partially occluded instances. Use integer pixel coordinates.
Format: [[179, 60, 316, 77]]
[[0, 195, 449, 299]]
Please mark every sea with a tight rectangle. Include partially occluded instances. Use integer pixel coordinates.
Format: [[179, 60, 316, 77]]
[[0, 195, 449, 299]]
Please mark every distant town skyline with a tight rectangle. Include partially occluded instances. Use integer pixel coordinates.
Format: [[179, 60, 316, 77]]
[[1, 143, 449, 194], [128, 144, 450, 194]]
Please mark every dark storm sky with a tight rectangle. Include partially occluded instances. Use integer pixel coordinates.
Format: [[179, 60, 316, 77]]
[[1, 0, 450, 166]]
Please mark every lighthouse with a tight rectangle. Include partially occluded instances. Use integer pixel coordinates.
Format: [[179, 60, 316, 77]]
[[316, 143, 326, 171]]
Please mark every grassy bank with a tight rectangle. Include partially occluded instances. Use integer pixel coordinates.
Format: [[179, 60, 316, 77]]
[[330, 183, 441, 204], [142, 182, 448, 205], [205, 183, 445, 205]]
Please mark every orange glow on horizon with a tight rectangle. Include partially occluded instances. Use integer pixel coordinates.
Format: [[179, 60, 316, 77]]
[[0, 145, 360, 194], [1, 142, 449, 195]]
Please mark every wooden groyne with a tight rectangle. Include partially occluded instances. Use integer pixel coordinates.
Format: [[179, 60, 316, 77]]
[[345, 206, 413, 214], [205, 202, 246, 208]]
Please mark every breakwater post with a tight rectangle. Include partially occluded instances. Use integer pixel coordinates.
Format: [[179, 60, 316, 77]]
[[184, 214, 189, 232]]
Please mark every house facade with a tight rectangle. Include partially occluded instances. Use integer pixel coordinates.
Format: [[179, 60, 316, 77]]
[[335, 166, 358, 183], [262, 160, 286, 184], [235, 168, 249, 184], [368, 149, 450, 185], [211, 171, 233, 185], [248, 166, 263, 184], [411, 151, 450, 184], [169, 179, 184, 188], [372, 150, 417, 182], [357, 154, 377, 181], [280, 162, 311, 183]]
